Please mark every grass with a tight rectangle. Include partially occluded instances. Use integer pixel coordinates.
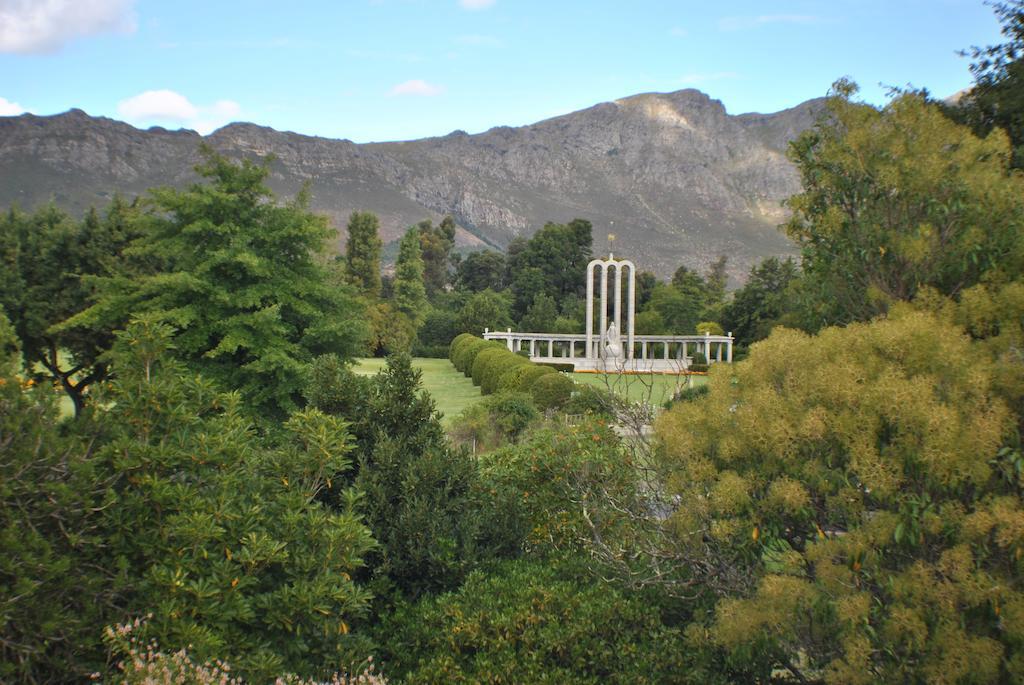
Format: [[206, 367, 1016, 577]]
[[352, 357, 482, 425], [571, 372, 707, 406]]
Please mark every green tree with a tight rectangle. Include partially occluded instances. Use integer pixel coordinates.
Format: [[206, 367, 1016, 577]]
[[418, 216, 456, 297], [957, 1, 1024, 167], [722, 256, 800, 345], [64, 149, 367, 420], [1, 199, 143, 416], [456, 249, 507, 292], [393, 227, 428, 327], [654, 311, 1023, 683], [506, 219, 593, 316], [345, 211, 383, 298], [519, 293, 559, 333], [457, 288, 513, 336], [786, 82, 1024, 328]]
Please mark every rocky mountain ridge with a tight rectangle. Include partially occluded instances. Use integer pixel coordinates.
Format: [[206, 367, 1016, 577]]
[[0, 89, 824, 280]]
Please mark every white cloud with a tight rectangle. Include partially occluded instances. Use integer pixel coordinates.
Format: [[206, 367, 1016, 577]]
[[0, 96, 26, 115], [0, 0, 136, 54], [718, 14, 818, 31], [459, 0, 495, 9], [116, 90, 241, 134], [388, 79, 445, 97], [677, 72, 739, 86]]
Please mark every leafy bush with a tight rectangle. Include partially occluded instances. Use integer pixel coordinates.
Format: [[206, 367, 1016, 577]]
[[380, 560, 684, 684], [696, 321, 725, 335], [453, 338, 501, 376], [688, 350, 709, 372], [538, 361, 576, 372], [410, 343, 449, 358], [655, 310, 1024, 683], [509, 363, 556, 392], [448, 332, 477, 364], [563, 382, 615, 417], [449, 391, 540, 454], [530, 372, 575, 410], [480, 351, 530, 395]]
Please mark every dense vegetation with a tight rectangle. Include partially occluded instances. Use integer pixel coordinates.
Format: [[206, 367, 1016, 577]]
[[3, 4, 1024, 682]]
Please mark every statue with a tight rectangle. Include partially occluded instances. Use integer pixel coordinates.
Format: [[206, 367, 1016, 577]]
[[603, 321, 623, 360]]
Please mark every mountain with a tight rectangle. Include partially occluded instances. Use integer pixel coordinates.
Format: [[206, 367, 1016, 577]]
[[0, 89, 823, 281]]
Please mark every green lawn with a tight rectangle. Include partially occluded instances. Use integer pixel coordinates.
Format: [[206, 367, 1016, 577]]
[[571, 372, 706, 405], [352, 357, 482, 425]]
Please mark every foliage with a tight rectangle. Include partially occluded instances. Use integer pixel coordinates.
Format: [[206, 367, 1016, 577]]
[[392, 228, 428, 328], [309, 354, 482, 597], [379, 560, 684, 685], [451, 337, 503, 376], [417, 217, 456, 298], [646, 282, 704, 334], [415, 307, 459, 356], [498, 361, 555, 393], [530, 372, 574, 410], [448, 391, 540, 453], [104, 617, 388, 685], [785, 83, 1024, 329], [345, 212, 383, 299], [0, 198, 143, 415], [722, 256, 800, 345], [506, 219, 593, 318], [63, 149, 367, 420], [695, 321, 724, 336], [471, 346, 530, 394], [455, 249, 506, 292], [519, 292, 559, 333], [455, 288, 512, 336], [365, 301, 415, 357], [655, 311, 1022, 683], [0, 311, 117, 681], [957, 0, 1024, 167]]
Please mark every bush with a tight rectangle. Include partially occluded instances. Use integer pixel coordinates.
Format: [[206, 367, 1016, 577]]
[[453, 338, 500, 375], [537, 361, 576, 372], [512, 364, 556, 392], [564, 383, 615, 417], [688, 350, 709, 372], [449, 391, 540, 454], [696, 321, 725, 335], [448, 333, 478, 364], [481, 353, 530, 395], [379, 560, 685, 685], [411, 343, 449, 359], [530, 372, 575, 410], [471, 347, 513, 387]]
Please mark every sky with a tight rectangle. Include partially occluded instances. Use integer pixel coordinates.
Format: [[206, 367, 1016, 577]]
[[0, 0, 1009, 143]]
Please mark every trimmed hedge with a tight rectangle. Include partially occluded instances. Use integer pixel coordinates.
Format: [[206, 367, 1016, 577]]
[[471, 347, 511, 387], [530, 372, 574, 410], [449, 333, 477, 364], [511, 364, 555, 392], [481, 355, 530, 395], [448, 333, 567, 397], [454, 338, 501, 376]]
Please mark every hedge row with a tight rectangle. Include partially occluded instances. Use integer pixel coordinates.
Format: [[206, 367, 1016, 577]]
[[448, 334, 575, 407]]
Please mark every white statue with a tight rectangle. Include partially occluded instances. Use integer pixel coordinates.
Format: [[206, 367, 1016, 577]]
[[603, 321, 623, 360]]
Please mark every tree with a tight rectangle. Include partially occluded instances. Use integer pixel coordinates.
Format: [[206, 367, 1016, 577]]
[[519, 293, 558, 333], [64, 149, 367, 420], [647, 283, 703, 334], [345, 211, 383, 298], [722, 257, 799, 345], [456, 249, 507, 292], [653, 311, 1023, 682], [1, 199, 143, 416], [418, 216, 457, 297], [704, 256, 728, 308], [457, 289, 513, 336], [505, 219, 593, 314], [785, 82, 1024, 328], [393, 227, 428, 327], [958, 1, 1024, 167]]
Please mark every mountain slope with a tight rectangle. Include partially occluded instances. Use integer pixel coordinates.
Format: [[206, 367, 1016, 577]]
[[0, 89, 823, 280]]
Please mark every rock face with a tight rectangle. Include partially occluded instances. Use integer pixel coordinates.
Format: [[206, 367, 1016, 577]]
[[0, 90, 823, 280]]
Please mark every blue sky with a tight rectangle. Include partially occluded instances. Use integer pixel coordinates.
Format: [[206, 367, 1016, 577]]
[[0, 0, 1007, 142]]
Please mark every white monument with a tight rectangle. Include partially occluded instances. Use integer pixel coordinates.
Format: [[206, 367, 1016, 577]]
[[484, 254, 733, 372]]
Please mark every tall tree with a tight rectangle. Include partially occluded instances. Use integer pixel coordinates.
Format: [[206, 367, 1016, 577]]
[[785, 81, 1024, 328], [456, 249, 507, 292], [958, 0, 1024, 167], [393, 226, 428, 326], [722, 256, 799, 345], [345, 211, 383, 298], [65, 148, 367, 420], [418, 216, 457, 297]]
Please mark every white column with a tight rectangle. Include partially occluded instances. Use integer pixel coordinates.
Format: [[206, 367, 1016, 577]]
[[642, 341, 647, 360], [727, 333, 733, 363], [627, 262, 635, 359], [614, 264, 622, 339], [530, 339, 536, 357], [585, 262, 595, 359], [599, 264, 608, 359]]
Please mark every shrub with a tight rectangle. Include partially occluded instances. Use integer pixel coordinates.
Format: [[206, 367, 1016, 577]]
[[530, 372, 575, 410], [688, 350, 709, 372], [696, 321, 725, 335], [537, 361, 575, 372], [411, 343, 449, 359], [471, 347, 513, 387], [449, 392, 540, 454], [564, 383, 615, 417], [448, 333, 477, 364], [379, 560, 685, 685], [513, 364, 556, 392], [453, 338, 499, 375], [481, 353, 530, 395]]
